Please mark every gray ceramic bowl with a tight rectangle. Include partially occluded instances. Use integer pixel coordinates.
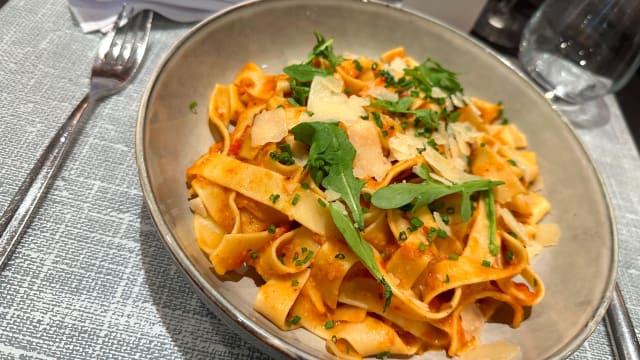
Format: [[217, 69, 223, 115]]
[[135, 0, 616, 358]]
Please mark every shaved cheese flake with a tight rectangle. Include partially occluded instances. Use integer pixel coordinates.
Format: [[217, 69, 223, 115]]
[[422, 146, 480, 184], [388, 132, 425, 161], [450, 122, 480, 157], [363, 85, 399, 101], [324, 189, 342, 202], [465, 95, 482, 115], [348, 121, 391, 181], [498, 207, 530, 244], [189, 197, 207, 217], [304, 76, 369, 126], [383, 57, 407, 79], [251, 107, 288, 147], [451, 93, 466, 108], [535, 223, 560, 247], [429, 172, 453, 186], [433, 211, 452, 237], [460, 303, 484, 341], [459, 341, 521, 360], [430, 86, 447, 98]]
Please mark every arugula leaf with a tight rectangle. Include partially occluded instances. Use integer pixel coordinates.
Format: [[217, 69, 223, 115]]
[[329, 205, 392, 311], [304, 32, 344, 70], [283, 64, 332, 82], [485, 190, 499, 256], [371, 177, 503, 222], [291, 122, 365, 229], [372, 97, 440, 130], [282, 32, 342, 106], [404, 58, 463, 97]]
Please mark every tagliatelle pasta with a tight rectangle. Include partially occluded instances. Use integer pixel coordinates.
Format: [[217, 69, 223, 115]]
[[186, 33, 559, 359]]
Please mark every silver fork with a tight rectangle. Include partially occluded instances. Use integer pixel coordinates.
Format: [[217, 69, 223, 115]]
[[0, 7, 153, 271]]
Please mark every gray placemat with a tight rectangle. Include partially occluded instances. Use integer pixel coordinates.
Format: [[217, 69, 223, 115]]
[[0, 1, 637, 359]]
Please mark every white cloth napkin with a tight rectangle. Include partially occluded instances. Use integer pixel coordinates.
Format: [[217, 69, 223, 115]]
[[68, 0, 244, 33]]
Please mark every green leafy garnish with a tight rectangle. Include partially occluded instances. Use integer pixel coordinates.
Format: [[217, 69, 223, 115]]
[[188, 101, 198, 113], [291, 122, 365, 229], [404, 58, 463, 97], [329, 205, 392, 312], [282, 32, 343, 106], [283, 64, 332, 82], [485, 190, 499, 256], [372, 97, 439, 130], [371, 177, 503, 222]]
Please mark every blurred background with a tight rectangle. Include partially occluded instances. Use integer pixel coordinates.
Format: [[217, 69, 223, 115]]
[[468, 0, 639, 148]]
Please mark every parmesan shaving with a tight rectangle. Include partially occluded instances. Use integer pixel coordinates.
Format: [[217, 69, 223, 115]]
[[422, 146, 480, 184], [498, 207, 530, 244], [388, 132, 425, 161], [304, 76, 369, 126], [251, 107, 288, 147], [363, 85, 399, 101], [460, 303, 484, 340], [433, 211, 452, 237], [535, 223, 560, 247], [189, 197, 207, 217], [459, 341, 522, 360], [430, 86, 447, 98], [348, 121, 391, 181]]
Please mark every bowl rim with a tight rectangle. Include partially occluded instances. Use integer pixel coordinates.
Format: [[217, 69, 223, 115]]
[[134, 0, 618, 358]]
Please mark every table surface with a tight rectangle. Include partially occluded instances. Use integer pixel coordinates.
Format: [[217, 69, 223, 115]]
[[0, 1, 638, 359]]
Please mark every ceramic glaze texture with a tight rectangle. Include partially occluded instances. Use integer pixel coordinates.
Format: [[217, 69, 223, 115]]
[[136, 1, 616, 359]]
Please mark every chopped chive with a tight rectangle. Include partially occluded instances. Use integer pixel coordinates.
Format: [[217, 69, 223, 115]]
[[436, 229, 447, 239], [360, 113, 369, 120], [287, 97, 301, 106], [300, 182, 310, 189], [501, 117, 510, 125], [398, 231, 408, 241], [295, 250, 314, 266], [287, 315, 301, 326], [441, 215, 450, 225], [426, 227, 437, 242], [481, 260, 491, 267], [324, 320, 335, 329], [448, 254, 459, 260], [508, 231, 518, 239], [188, 101, 198, 113], [443, 274, 450, 283], [410, 217, 424, 229], [418, 242, 427, 252], [375, 351, 390, 359], [331, 335, 338, 344], [292, 252, 299, 261], [533, 278, 538, 287], [317, 198, 327, 208], [250, 251, 259, 259], [334, 253, 346, 260], [292, 194, 301, 205], [507, 159, 517, 166], [301, 247, 308, 253], [371, 62, 378, 70], [269, 193, 280, 204], [353, 59, 363, 72], [506, 249, 515, 261], [267, 224, 276, 234], [291, 279, 299, 287], [381, 130, 388, 137], [306, 111, 314, 116]]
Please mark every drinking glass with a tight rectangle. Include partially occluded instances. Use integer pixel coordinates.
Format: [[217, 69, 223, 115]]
[[519, 0, 640, 104]]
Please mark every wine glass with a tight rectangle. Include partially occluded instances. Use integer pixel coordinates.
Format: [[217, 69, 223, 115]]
[[519, 0, 640, 127]]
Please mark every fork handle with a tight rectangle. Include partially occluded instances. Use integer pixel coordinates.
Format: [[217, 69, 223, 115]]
[[605, 283, 640, 360], [0, 93, 94, 271]]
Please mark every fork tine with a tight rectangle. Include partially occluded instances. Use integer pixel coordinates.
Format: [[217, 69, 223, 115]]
[[114, 8, 142, 64], [104, 6, 134, 63], [124, 10, 153, 68]]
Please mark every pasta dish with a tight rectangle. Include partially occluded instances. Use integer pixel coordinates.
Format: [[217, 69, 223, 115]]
[[186, 33, 559, 359]]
